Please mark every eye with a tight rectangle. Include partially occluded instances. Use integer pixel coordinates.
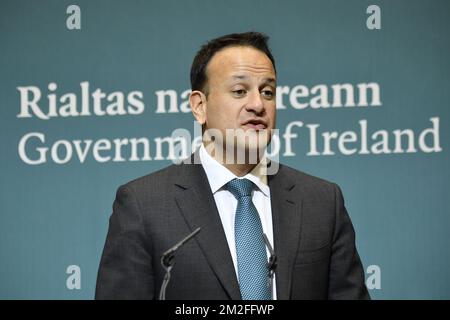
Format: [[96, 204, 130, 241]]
[[261, 90, 274, 99], [232, 89, 247, 97]]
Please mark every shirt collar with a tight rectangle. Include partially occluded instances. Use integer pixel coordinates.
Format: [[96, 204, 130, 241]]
[[199, 143, 270, 197]]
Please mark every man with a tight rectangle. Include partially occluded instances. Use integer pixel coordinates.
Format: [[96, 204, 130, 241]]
[[95, 32, 370, 300]]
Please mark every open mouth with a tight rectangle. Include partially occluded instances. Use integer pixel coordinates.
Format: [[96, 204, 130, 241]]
[[242, 119, 267, 130]]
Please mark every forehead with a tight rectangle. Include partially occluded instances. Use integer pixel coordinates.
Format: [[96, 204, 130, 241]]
[[206, 46, 275, 80]]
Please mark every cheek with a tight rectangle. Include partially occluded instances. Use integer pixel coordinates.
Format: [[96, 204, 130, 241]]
[[207, 96, 241, 126], [266, 103, 277, 125]]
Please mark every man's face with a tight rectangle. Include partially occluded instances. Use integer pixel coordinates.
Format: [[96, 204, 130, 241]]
[[200, 46, 277, 156]]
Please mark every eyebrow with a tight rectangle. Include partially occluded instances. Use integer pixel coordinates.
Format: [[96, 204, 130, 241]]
[[230, 75, 276, 85]]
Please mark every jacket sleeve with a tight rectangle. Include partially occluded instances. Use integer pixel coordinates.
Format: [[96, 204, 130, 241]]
[[327, 183, 370, 300], [95, 185, 155, 299]]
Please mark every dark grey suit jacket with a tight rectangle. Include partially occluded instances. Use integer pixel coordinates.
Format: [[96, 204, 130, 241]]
[[95, 151, 370, 300]]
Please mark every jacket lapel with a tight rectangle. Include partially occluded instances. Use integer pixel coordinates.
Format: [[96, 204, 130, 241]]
[[269, 165, 303, 300], [173, 151, 242, 300]]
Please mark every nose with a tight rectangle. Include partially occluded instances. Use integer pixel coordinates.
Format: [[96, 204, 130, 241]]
[[245, 90, 265, 115]]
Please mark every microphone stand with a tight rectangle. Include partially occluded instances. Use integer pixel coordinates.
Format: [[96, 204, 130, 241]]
[[262, 233, 277, 299], [158, 227, 201, 300]]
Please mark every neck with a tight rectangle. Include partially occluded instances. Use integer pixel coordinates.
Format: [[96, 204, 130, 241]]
[[223, 162, 257, 177], [203, 141, 261, 177]]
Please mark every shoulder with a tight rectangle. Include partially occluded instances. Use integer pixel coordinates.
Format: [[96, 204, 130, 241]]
[[278, 163, 334, 185], [276, 162, 336, 186], [274, 162, 341, 200], [118, 162, 184, 196]]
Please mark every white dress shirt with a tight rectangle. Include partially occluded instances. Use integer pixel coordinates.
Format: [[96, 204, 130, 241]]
[[199, 143, 277, 299]]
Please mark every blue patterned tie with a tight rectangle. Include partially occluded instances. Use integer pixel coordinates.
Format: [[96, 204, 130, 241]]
[[227, 178, 271, 300]]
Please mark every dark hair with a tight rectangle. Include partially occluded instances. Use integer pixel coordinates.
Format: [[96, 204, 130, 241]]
[[190, 31, 276, 95]]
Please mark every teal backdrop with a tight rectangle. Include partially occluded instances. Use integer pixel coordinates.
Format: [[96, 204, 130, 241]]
[[1, 0, 449, 299]]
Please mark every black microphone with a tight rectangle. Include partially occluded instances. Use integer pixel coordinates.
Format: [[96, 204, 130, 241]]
[[262, 233, 277, 298], [158, 227, 201, 300]]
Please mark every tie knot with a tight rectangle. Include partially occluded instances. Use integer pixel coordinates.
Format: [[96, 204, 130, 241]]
[[227, 178, 254, 199]]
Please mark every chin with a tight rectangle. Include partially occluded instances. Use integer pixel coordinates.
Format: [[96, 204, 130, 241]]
[[233, 136, 270, 164]]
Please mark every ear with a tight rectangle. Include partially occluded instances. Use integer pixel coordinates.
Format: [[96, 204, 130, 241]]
[[189, 90, 207, 125]]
